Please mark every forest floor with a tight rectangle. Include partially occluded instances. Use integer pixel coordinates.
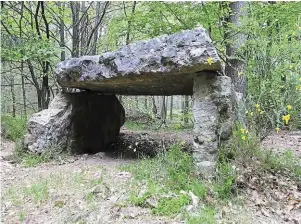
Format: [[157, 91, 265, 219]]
[[1, 130, 301, 224]]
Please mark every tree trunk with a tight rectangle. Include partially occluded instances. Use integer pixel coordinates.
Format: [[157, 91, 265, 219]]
[[71, 1, 80, 57], [151, 96, 157, 117], [183, 95, 189, 124], [135, 96, 139, 109], [40, 2, 51, 109], [9, 62, 16, 117], [225, 1, 247, 94], [80, 1, 87, 55], [160, 96, 167, 127], [19, 2, 26, 116], [224, 1, 247, 126], [144, 96, 148, 110], [58, 1, 65, 61], [21, 61, 27, 117], [169, 96, 173, 120], [92, 2, 101, 55], [125, 1, 137, 45]]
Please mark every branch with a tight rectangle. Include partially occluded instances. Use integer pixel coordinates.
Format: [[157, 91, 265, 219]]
[[34, 1, 41, 37], [86, 1, 109, 49]]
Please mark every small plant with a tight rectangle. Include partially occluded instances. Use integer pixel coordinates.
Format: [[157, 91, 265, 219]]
[[257, 150, 301, 181], [13, 141, 67, 167], [1, 114, 27, 141], [153, 194, 190, 216], [124, 121, 145, 131], [186, 206, 216, 224], [214, 163, 237, 199], [19, 211, 25, 222], [122, 143, 208, 218], [23, 179, 49, 203]]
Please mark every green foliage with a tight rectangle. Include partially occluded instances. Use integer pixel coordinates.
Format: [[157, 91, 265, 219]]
[[214, 163, 237, 200], [220, 125, 301, 183], [241, 2, 301, 133], [18, 211, 25, 222], [23, 179, 49, 203], [186, 207, 216, 224], [13, 141, 67, 167], [1, 114, 27, 141], [153, 194, 190, 216], [122, 143, 231, 219], [258, 150, 301, 182], [124, 121, 145, 131]]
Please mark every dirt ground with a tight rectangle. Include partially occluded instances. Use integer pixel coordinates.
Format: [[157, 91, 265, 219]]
[[0, 130, 300, 224]]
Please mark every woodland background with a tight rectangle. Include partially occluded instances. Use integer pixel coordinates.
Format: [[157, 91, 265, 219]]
[[1, 1, 301, 135]]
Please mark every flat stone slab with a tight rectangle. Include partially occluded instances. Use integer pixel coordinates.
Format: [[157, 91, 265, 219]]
[[55, 28, 221, 95]]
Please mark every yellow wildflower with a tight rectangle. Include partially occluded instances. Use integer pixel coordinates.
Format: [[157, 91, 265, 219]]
[[275, 127, 280, 133], [260, 111, 264, 115], [238, 71, 243, 76], [282, 114, 290, 125], [240, 128, 246, 134], [207, 57, 213, 65], [296, 85, 300, 91], [286, 105, 292, 111], [250, 112, 254, 117], [255, 104, 260, 109], [241, 135, 246, 141]]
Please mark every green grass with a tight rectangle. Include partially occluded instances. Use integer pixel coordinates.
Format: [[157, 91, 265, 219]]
[[23, 180, 49, 203], [121, 131, 301, 222], [257, 149, 301, 182], [13, 141, 69, 167], [1, 114, 27, 141], [186, 206, 216, 224], [18, 211, 25, 222], [221, 125, 301, 183], [153, 194, 190, 216], [7, 179, 49, 206], [121, 144, 216, 218], [124, 121, 145, 131]]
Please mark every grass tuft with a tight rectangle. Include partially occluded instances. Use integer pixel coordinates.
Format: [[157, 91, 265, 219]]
[[1, 114, 27, 141]]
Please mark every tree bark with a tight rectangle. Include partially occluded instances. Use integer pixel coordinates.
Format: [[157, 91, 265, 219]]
[[80, 1, 87, 55], [9, 62, 16, 117], [225, 1, 247, 94], [71, 1, 80, 57], [58, 1, 65, 61], [92, 2, 101, 55], [144, 96, 148, 110], [160, 96, 167, 127], [151, 96, 157, 117], [125, 1, 136, 45], [21, 62, 27, 117], [183, 95, 189, 124], [169, 96, 173, 120]]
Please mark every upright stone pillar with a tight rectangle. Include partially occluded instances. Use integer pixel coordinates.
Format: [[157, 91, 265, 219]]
[[193, 74, 236, 177]]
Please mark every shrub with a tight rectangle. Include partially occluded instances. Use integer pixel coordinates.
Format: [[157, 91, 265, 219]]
[[1, 114, 27, 141]]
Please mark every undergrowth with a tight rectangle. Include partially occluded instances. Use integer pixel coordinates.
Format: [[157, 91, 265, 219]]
[[121, 125, 301, 221], [14, 141, 68, 167], [121, 143, 234, 221], [1, 114, 27, 141]]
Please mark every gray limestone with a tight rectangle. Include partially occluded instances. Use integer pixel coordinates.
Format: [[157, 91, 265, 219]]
[[54, 28, 221, 95]]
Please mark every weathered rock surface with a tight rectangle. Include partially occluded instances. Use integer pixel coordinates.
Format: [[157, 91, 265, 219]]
[[55, 28, 221, 95], [24, 92, 125, 153], [193, 75, 236, 177]]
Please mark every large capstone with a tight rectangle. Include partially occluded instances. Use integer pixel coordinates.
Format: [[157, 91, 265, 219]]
[[24, 92, 125, 154], [54, 28, 221, 95]]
